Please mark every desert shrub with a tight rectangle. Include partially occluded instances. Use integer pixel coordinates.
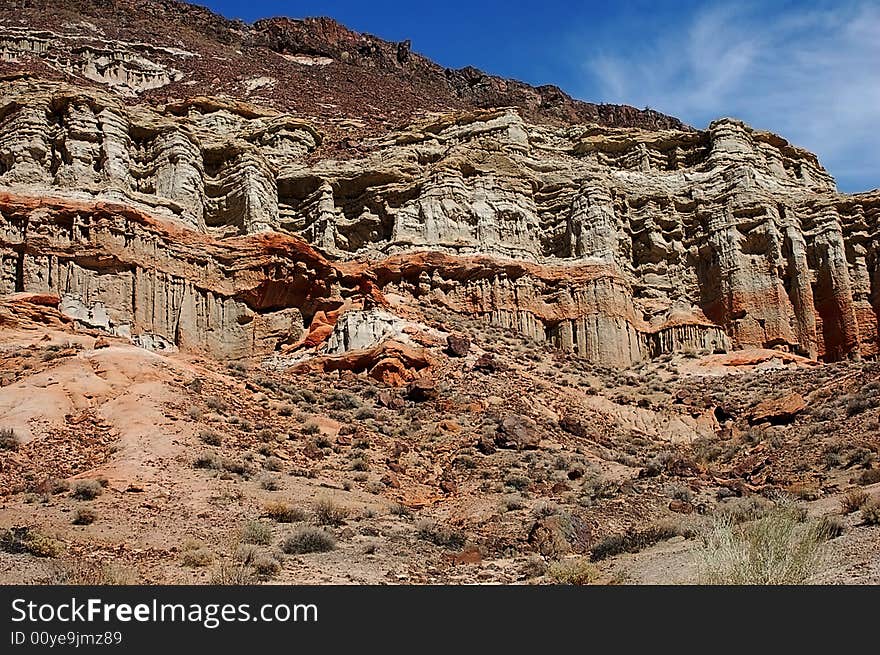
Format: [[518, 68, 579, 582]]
[[263, 501, 306, 523], [0, 527, 62, 558], [862, 499, 880, 525], [0, 427, 19, 451], [348, 457, 370, 472], [210, 560, 255, 584], [205, 396, 226, 412], [281, 528, 336, 554], [857, 468, 880, 486], [72, 508, 97, 525], [504, 474, 531, 491], [389, 503, 412, 518], [199, 430, 222, 446], [240, 520, 273, 545], [72, 479, 103, 500], [502, 494, 526, 511], [253, 554, 281, 578], [47, 560, 134, 585], [263, 456, 284, 472], [840, 488, 869, 514], [697, 503, 825, 584], [313, 497, 349, 526], [327, 391, 361, 410], [532, 502, 560, 518], [590, 522, 683, 561], [847, 447, 876, 469], [302, 422, 321, 435], [313, 435, 333, 449], [547, 557, 599, 585], [221, 459, 253, 477], [815, 514, 846, 540], [845, 394, 874, 417], [715, 495, 774, 523], [416, 520, 466, 549], [193, 452, 222, 469], [180, 547, 214, 567], [257, 474, 281, 491]]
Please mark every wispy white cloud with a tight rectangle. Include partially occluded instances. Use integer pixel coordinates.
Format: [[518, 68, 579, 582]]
[[582, 2, 880, 192]]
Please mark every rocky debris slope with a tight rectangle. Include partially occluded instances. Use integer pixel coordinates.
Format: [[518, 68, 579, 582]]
[[0, 0, 684, 146], [0, 73, 877, 369]]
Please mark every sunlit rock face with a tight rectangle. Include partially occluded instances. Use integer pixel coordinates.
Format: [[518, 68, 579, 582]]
[[0, 3, 876, 367]]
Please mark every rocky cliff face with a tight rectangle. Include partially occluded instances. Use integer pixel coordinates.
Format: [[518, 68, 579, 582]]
[[1, 1, 877, 372]]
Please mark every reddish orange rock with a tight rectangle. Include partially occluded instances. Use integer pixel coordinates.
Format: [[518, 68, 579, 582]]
[[749, 393, 806, 425]]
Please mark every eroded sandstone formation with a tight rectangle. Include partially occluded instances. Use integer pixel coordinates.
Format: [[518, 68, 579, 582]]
[[0, 2, 877, 373]]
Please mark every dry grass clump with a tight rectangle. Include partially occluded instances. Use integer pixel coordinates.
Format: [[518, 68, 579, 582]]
[[179, 542, 214, 567], [263, 501, 307, 523], [840, 488, 869, 514], [698, 502, 825, 584], [861, 499, 880, 526], [240, 520, 273, 545], [72, 508, 97, 525], [546, 557, 599, 585], [313, 497, 349, 526], [46, 559, 135, 585], [72, 479, 103, 500], [281, 527, 335, 554], [0, 427, 19, 450]]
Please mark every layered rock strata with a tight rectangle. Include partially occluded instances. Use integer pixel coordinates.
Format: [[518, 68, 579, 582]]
[[0, 79, 877, 368]]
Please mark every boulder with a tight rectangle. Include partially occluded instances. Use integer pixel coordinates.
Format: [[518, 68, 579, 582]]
[[446, 334, 471, 357], [474, 353, 507, 373], [406, 378, 438, 402], [495, 414, 540, 450], [376, 390, 405, 410], [748, 393, 806, 425]]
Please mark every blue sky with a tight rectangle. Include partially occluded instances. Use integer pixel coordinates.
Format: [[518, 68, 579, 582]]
[[201, 1, 878, 193]]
